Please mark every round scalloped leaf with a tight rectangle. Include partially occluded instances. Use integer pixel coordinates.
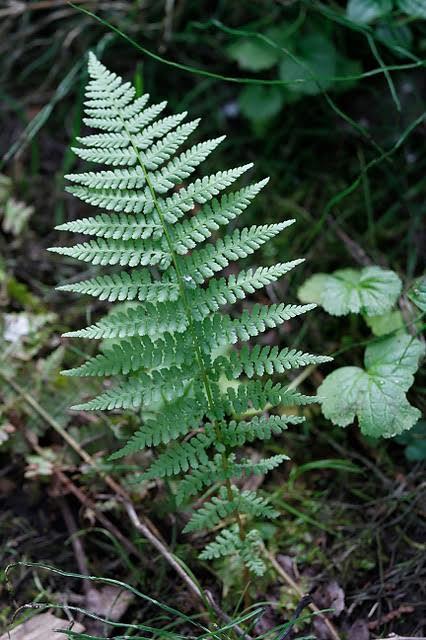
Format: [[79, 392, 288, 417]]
[[227, 38, 280, 72], [396, 0, 426, 18], [365, 310, 404, 336], [239, 86, 285, 123], [297, 273, 328, 305], [279, 34, 337, 96], [346, 0, 393, 23], [319, 333, 424, 438], [298, 267, 402, 317]]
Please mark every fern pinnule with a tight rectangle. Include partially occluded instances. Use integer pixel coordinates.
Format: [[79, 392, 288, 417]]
[[52, 52, 329, 576]]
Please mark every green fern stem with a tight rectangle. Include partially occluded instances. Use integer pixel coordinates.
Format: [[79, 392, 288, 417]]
[[116, 103, 246, 542]]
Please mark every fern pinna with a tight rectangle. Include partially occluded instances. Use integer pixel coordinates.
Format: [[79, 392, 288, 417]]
[[51, 54, 330, 576]]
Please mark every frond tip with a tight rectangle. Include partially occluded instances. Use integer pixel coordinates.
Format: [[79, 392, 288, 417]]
[[52, 53, 330, 576]]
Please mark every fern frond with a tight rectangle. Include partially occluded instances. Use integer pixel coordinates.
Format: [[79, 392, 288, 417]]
[[216, 344, 332, 379], [54, 54, 329, 575], [221, 414, 304, 447], [232, 302, 317, 342], [63, 302, 187, 339], [65, 185, 155, 214], [191, 261, 303, 317], [240, 530, 267, 576], [72, 365, 192, 411], [184, 486, 278, 533], [176, 452, 288, 504], [58, 270, 179, 303], [56, 213, 162, 241], [63, 332, 192, 377], [142, 431, 215, 479], [111, 391, 207, 457], [49, 238, 170, 268], [180, 222, 294, 284], [160, 165, 253, 226], [77, 112, 187, 149], [176, 454, 234, 503], [169, 179, 269, 252], [199, 525, 241, 560], [154, 136, 226, 190], [224, 379, 317, 415]]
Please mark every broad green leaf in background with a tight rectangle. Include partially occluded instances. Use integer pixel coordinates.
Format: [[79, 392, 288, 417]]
[[239, 85, 285, 122], [227, 38, 280, 72], [298, 266, 402, 316], [375, 23, 413, 56], [319, 333, 424, 437], [279, 33, 337, 95], [346, 0, 393, 23], [408, 276, 426, 312], [397, 0, 426, 18], [365, 309, 405, 336], [396, 421, 426, 461], [335, 54, 363, 91]]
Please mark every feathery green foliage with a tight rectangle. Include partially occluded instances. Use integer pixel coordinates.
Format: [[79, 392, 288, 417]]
[[51, 53, 330, 575]]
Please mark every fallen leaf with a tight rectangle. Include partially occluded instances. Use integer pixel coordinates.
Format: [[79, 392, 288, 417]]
[[312, 580, 345, 617], [0, 611, 84, 640], [348, 619, 370, 640], [86, 585, 133, 621]]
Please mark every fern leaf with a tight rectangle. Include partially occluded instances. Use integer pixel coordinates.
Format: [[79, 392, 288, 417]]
[[176, 454, 234, 503], [77, 112, 187, 149], [169, 179, 269, 250], [191, 261, 303, 316], [142, 431, 215, 479], [184, 486, 278, 533], [63, 332, 192, 377], [232, 302, 317, 341], [224, 379, 317, 415], [56, 213, 162, 241], [111, 392, 207, 457], [49, 238, 171, 269], [221, 414, 304, 447], [199, 525, 241, 560], [216, 343, 332, 379], [58, 270, 179, 303], [156, 136, 226, 186], [63, 302, 188, 339], [54, 54, 328, 574], [72, 365, 192, 411], [180, 222, 294, 284], [66, 185, 155, 214], [240, 530, 266, 576]]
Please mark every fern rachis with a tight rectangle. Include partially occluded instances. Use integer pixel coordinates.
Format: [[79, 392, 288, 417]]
[[52, 53, 330, 576]]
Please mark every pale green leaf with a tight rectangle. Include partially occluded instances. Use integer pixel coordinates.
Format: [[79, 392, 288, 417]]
[[279, 34, 337, 96], [239, 86, 285, 122], [227, 39, 279, 72], [365, 310, 404, 336], [396, 0, 426, 18], [297, 273, 328, 305], [298, 267, 402, 317], [319, 333, 424, 438], [346, 0, 393, 23]]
